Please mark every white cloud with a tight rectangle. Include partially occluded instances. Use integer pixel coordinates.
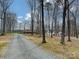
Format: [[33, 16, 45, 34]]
[[15, 13, 31, 30], [17, 16, 23, 19], [17, 16, 24, 23], [25, 13, 31, 21]]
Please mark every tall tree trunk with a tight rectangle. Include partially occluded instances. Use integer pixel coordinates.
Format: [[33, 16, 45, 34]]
[[54, 17, 57, 36], [39, 8, 42, 37], [61, 0, 66, 45], [54, 2, 58, 36], [70, 10, 78, 38], [1, 14, 3, 34], [74, 17, 78, 38], [51, 19, 53, 38], [67, 6, 71, 42], [2, 12, 6, 35], [31, 11, 34, 35], [41, 0, 46, 43], [47, 8, 50, 36]]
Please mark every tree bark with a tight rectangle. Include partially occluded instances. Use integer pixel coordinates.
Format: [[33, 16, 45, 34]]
[[51, 19, 53, 38], [41, 0, 46, 43], [31, 11, 34, 35], [2, 11, 6, 35], [67, 0, 71, 42], [67, 7, 71, 42], [61, 0, 66, 45]]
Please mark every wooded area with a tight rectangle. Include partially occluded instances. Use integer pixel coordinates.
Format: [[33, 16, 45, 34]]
[[26, 0, 79, 44], [0, 0, 16, 35], [0, 0, 79, 44], [0, 0, 79, 59]]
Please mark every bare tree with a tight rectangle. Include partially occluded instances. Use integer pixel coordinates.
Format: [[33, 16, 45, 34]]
[[27, 0, 36, 35], [61, 0, 66, 44], [45, 2, 52, 36], [66, 0, 71, 42], [41, 0, 46, 43], [53, 0, 59, 36], [70, 9, 78, 38], [61, 0, 75, 44], [0, 0, 13, 35]]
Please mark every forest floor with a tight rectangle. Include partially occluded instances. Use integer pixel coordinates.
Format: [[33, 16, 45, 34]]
[[25, 34, 79, 59], [0, 34, 12, 57]]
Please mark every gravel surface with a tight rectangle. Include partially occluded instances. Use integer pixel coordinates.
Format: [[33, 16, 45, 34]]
[[1, 34, 58, 59]]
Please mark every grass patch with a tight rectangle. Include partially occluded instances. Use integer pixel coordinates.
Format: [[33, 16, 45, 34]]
[[0, 34, 12, 55], [0, 41, 8, 52], [25, 34, 79, 59]]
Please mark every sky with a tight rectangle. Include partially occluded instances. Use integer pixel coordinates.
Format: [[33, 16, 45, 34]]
[[10, 0, 31, 23], [10, 0, 79, 16], [10, 0, 30, 17], [9, 0, 31, 29], [9, 0, 79, 23]]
